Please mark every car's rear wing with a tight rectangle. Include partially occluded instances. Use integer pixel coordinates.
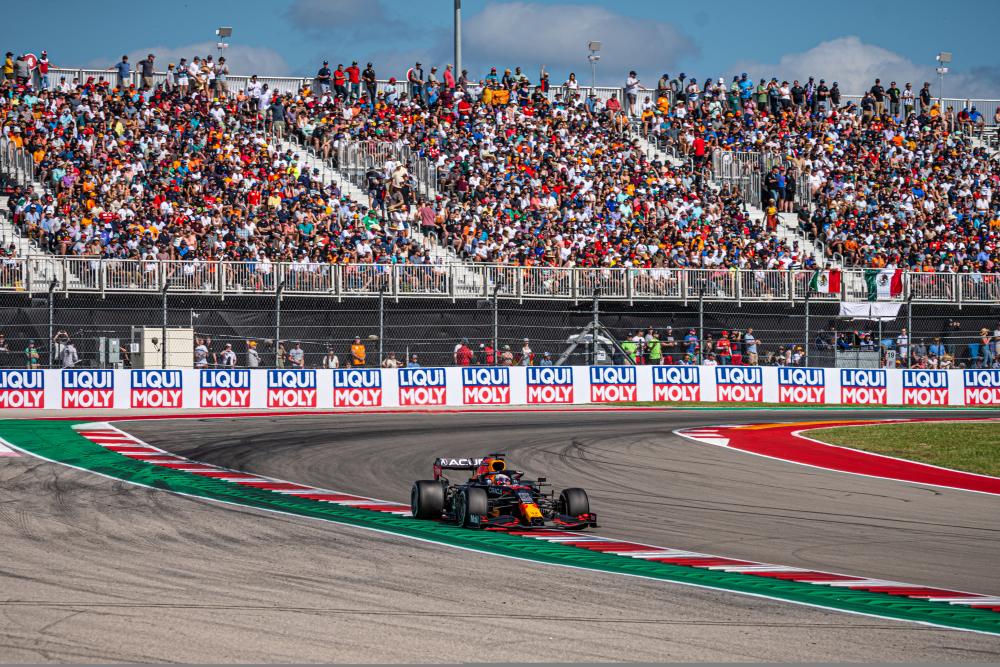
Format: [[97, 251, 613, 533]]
[[433, 457, 483, 479]]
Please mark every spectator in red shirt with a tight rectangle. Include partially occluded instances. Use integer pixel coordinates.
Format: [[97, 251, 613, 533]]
[[346, 61, 360, 101], [455, 339, 473, 366], [715, 332, 732, 365], [693, 135, 707, 167], [333, 64, 347, 100]]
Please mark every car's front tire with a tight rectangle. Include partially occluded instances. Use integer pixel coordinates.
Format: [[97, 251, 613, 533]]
[[411, 480, 445, 519], [559, 487, 590, 517]]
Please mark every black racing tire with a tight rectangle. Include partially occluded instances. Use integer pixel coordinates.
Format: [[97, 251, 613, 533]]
[[456, 486, 489, 527], [559, 488, 590, 517], [411, 480, 445, 519]]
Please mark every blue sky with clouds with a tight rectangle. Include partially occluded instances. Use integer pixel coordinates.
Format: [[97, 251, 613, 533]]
[[3, 0, 999, 96]]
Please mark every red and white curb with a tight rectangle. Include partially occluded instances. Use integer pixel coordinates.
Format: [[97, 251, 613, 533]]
[[674, 419, 1000, 496], [0, 441, 18, 457], [74, 423, 412, 516], [75, 422, 1000, 614]]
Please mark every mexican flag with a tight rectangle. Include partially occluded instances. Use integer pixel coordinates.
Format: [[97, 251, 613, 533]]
[[808, 268, 841, 294], [864, 268, 903, 301]]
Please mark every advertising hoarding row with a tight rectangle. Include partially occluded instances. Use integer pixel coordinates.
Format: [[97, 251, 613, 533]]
[[0, 367, 996, 409]]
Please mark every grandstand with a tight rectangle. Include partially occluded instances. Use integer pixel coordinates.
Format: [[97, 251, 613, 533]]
[[0, 51, 998, 370]]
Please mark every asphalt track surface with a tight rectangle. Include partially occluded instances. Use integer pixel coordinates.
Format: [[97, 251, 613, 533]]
[[2, 408, 999, 661]]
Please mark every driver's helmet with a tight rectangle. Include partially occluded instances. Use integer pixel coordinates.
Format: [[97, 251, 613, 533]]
[[492, 474, 511, 486]]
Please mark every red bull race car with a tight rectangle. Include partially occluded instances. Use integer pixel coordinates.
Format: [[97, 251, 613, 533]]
[[410, 453, 596, 530]]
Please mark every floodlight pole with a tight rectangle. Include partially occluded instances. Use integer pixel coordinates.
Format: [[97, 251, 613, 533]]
[[587, 41, 601, 95], [935, 51, 951, 106]]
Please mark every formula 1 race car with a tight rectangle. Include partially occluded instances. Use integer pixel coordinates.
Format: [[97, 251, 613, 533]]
[[410, 453, 596, 530]]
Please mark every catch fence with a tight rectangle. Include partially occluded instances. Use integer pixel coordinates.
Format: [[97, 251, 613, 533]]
[[0, 288, 994, 372]]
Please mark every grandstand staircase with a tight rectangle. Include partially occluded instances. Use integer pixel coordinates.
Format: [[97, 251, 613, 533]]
[[276, 137, 487, 297], [0, 197, 86, 294]]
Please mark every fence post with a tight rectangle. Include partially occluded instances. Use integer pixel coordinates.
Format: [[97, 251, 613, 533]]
[[378, 287, 385, 366], [804, 287, 811, 367], [275, 280, 285, 367], [906, 294, 913, 369], [48, 279, 57, 368], [492, 282, 499, 357], [698, 287, 705, 365], [161, 283, 169, 370], [591, 288, 600, 366]]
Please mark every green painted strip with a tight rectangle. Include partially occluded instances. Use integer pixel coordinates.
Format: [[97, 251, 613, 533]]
[[4, 419, 999, 636]]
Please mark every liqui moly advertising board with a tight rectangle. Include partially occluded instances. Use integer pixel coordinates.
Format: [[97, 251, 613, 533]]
[[0, 370, 44, 409], [131, 370, 183, 408], [840, 369, 887, 405], [652, 366, 700, 402], [200, 369, 251, 408], [526, 367, 574, 404], [62, 369, 114, 409], [267, 369, 317, 408], [589, 366, 636, 403], [398, 368, 447, 406], [963, 369, 1000, 405], [462, 367, 510, 405], [902, 370, 949, 406], [333, 369, 382, 407], [715, 366, 763, 402], [777, 368, 826, 404]]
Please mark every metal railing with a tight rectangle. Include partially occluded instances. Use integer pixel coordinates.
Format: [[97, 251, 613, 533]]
[[40, 66, 997, 125], [0, 136, 36, 188], [1, 257, 997, 305]]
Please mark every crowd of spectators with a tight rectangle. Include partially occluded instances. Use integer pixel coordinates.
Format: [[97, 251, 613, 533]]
[[1, 49, 810, 278], [1, 48, 998, 281], [640, 74, 1000, 274]]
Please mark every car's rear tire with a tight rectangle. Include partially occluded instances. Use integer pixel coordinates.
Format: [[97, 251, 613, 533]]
[[411, 480, 445, 519], [456, 487, 489, 527], [559, 488, 590, 516]]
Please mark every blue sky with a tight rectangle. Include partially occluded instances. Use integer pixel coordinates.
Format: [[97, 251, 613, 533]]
[[3, 0, 999, 96]]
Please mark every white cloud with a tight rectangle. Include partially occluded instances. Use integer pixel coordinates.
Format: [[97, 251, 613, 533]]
[[734, 36, 997, 99], [286, 0, 387, 34], [94, 42, 291, 77], [461, 2, 696, 85]]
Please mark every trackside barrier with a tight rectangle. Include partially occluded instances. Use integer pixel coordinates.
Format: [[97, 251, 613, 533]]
[[1, 367, 996, 410]]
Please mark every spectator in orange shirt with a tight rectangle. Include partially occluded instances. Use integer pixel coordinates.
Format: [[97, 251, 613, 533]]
[[350, 336, 366, 366]]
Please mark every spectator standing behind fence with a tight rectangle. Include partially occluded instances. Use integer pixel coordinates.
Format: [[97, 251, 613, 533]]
[[247, 341, 260, 368], [455, 340, 473, 367], [647, 331, 662, 365], [350, 337, 366, 366], [322, 348, 340, 369], [194, 338, 209, 368], [220, 344, 237, 368], [60, 340, 78, 368], [382, 352, 401, 369], [288, 343, 305, 368], [744, 329, 759, 365], [25, 341, 39, 369], [520, 339, 533, 366], [499, 345, 514, 366]]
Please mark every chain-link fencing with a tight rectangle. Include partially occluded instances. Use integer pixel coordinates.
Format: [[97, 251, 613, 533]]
[[0, 291, 996, 371]]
